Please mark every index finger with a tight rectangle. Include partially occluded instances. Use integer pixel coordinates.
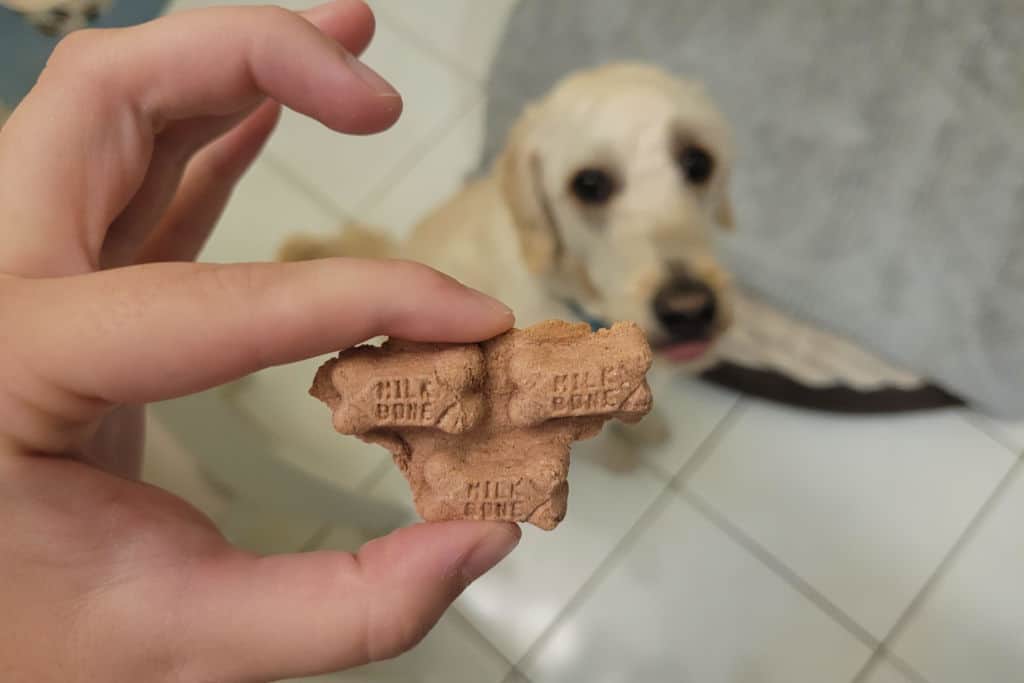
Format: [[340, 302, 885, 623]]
[[0, 2, 401, 277], [9, 258, 514, 420]]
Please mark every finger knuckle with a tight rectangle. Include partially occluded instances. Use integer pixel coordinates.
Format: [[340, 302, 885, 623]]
[[362, 593, 432, 663], [200, 263, 264, 303], [41, 29, 120, 97], [390, 259, 451, 291], [250, 4, 297, 24], [340, 547, 432, 663], [374, 618, 429, 662], [45, 28, 104, 73], [247, 4, 306, 36], [371, 260, 452, 329]]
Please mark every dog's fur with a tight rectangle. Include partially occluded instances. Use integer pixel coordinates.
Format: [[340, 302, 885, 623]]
[[281, 63, 737, 447], [1, 0, 111, 36]]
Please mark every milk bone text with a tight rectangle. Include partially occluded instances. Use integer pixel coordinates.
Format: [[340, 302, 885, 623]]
[[464, 479, 526, 520], [374, 376, 435, 422], [550, 363, 630, 413]]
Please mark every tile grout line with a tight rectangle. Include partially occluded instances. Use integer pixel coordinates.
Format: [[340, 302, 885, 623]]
[[508, 400, 747, 671], [442, 606, 521, 681], [297, 522, 334, 553], [639, 393, 746, 482], [501, 665, 534, 683], [370, 4, 492, 89], [354, 7, 490, 215], [351, 93, 484, 220], [307, 451, 523, 678], [358, 456, 398, 491], [253, 9, 487, 227], [670, 397, 748, 486], [369, 4, 541, 120], [262, 151, 352, 223], [663, 398, 899, 675], [678, 486, 881, 653], [670, 403, 1019, 683], [878, 651, 931, 683], [849, 453, 1024, 683], [295, 542, 523, 679], [850, 646, 931, 683], [297, 459, 398, 552], [960, 410, 1024, 457], [506, 489, 676, 670]]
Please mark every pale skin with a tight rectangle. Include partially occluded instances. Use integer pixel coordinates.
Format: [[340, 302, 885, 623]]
[[0, 2, 521, 681]]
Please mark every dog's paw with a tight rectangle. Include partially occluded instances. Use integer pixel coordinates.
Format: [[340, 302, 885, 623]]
[[589, 441, 641, 473], [277, 234, 334, 262], [22, 0, 111, 37], [610, 411, 671, 447]]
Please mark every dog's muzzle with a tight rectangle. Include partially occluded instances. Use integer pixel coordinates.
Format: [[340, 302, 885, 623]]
[[651, 275, 717, 361]]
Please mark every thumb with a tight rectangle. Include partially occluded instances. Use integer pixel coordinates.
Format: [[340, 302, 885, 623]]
[[185, 521, 520, 681]]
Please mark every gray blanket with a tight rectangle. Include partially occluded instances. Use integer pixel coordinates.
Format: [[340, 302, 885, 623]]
[[475, 0, 1024, 417]]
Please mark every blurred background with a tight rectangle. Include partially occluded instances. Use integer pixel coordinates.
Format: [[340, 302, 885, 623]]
[[2, 1, 1022, 682]]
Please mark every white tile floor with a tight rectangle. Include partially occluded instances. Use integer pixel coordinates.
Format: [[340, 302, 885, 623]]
[[147, 2, 1024, 681]]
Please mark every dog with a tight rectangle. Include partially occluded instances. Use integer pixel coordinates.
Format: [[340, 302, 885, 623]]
[[280, 63, 737, 448], [1, 0, 112, 36]]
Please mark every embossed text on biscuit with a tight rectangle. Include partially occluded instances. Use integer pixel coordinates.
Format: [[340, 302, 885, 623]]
[[310, 320, 653, 530]]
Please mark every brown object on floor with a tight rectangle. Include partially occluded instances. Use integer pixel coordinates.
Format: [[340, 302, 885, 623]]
[[311, 320, 654, 530]]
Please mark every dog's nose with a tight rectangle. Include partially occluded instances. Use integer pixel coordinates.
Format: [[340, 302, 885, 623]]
[[652, 276, 717, 341]]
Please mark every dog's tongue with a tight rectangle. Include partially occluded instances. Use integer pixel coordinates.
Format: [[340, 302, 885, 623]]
[[660, 340, 712, 363]]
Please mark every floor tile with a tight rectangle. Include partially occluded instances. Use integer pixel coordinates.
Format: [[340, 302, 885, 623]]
[[142, 411, 234, 526], [371, 0, 517, 80], [688, 403, 1015, 638], [153, 383, 407, 549], [983, 417, 1024, 453], [198, 157, 343, 264], [149, 390, 339, 554], [218, 499, 325, 555], [366, 435, 667, 663], [227, 356, 390, 493], [355, 98, 484, 239], [637, 370, 740, 478], [265, 15, 481, 214], [888, 462, 1024, 683], [859, 657, 918, 683], [501, 668, 532, 683], [277, 526, 513, 683], [520, 494, 871, 683]]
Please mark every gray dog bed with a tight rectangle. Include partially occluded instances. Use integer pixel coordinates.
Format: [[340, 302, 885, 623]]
[[475, 0, 1023, 417]]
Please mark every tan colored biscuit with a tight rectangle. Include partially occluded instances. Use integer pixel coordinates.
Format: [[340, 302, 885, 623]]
[[311, 320, 653, 530]]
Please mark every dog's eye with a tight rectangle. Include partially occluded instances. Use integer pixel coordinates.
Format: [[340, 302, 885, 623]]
[[85, 5, 101, 21], [677, 145, 714, 185], [569, 168, 617, 205]]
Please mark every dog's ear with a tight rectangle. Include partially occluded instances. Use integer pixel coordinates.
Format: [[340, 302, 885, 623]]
[[712, 160, 736, 231], [715, 194, 735, 231], [497, 104, 559, 274]]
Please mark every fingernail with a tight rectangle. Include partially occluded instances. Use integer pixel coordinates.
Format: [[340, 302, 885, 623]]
[[342, 49, 400, 97], [461, 524, 521, 583], [466, 286, 516, 324]]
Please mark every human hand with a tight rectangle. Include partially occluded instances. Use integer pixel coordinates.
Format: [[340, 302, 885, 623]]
[[0, 3, 519, 681]]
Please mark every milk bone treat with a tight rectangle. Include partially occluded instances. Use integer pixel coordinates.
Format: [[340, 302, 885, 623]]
[[311, 320, 654, 530]]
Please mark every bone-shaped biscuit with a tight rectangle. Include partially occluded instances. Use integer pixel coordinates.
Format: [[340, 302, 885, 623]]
[[310, 320, 653, 530]]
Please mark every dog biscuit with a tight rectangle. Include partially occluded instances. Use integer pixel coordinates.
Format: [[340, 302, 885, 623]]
[[311, 320, 653, 530]]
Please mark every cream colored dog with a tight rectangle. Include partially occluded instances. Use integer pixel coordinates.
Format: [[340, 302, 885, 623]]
[[1, 0, 111, 35], [281, 63, 737, 445]]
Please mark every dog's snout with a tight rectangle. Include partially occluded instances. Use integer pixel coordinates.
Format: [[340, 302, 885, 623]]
[[652, 276, 717, 340]]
